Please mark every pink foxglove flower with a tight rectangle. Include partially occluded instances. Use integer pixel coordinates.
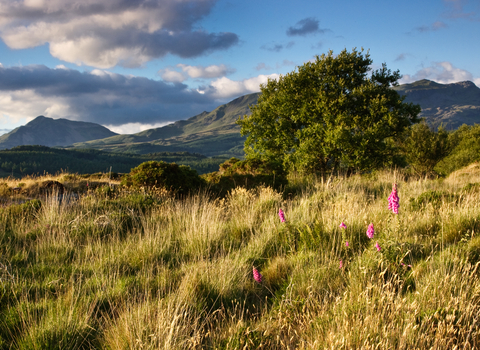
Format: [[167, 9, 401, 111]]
[[375, 242, 381, 251], [278, 209, 286, 223], [388, 183, 399, 214], [345, 241, 349, 247], [253, 267, 263, 283], [366, 223, 374, 239], [339, 260, 343, 269], [339, 222, 347, 229]]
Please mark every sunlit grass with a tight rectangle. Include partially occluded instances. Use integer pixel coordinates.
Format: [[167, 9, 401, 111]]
[[0, 169, 479, 349]]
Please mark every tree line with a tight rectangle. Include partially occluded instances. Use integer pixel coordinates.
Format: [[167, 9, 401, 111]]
[[0, 146, 227, 178]]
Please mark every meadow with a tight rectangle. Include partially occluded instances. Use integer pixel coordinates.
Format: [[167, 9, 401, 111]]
[[0, 167, 479, 349]]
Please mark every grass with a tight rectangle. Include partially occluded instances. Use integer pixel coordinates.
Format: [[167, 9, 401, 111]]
[[0, 169, 479, 349]]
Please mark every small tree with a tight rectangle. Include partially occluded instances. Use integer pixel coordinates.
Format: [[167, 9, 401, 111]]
[[237, 48, 421, 176], [402, 122, 450, 176], [435, 124, 480, 175]]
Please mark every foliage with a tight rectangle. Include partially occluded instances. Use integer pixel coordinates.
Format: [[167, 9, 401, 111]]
[[409, 189, 457, 211], [435, 124, 480, 175], [402, 122, 450, 176], [238, 48, 421, 176], [202, 157, 287, 196], [122, 161, 205, 195], [0, 145, 224, 178]]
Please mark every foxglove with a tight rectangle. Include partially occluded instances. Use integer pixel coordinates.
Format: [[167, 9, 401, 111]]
[[388, 183, 399, 214], [278, 208, 286, 223], [253, 267, 263, 283], [366, 223, 374, 239]]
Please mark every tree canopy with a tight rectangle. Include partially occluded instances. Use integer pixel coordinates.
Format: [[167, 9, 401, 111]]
[[402, 122, 450, 176], [237, 48, 421, 176]]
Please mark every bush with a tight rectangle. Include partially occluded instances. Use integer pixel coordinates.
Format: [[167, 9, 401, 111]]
[[202, 157, 288, 196], [121, 161, 205, 196]]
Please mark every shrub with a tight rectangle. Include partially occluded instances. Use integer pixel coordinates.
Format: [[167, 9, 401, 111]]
[[122, 161, 205, 196], [203, 157, 287, 196], [409, 190, 457, 211]]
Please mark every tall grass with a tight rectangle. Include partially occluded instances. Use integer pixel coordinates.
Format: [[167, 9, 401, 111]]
[[0, 170, 479, 349]]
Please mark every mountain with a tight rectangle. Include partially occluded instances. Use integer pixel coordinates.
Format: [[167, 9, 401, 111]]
[[2, 80, 479, 158], [0, 116, 118, 149], [393, 79, 480, 129], [72, 92, 260, 157]]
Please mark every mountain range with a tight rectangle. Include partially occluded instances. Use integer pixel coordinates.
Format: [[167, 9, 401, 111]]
[[0, 116, 117, 150], [394, 79, 480, 129], [70, 92, 259, 157], [0, 79, 478, 157]]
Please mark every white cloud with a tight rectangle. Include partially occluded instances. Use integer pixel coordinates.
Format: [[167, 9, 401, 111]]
[[0, 0, 239, 68], [400, 61, 478, 85], [0, 64, 218, 126], [159, 63, 235, 83], [0, 89, 57, 123], [0, 64, 276, 130], [104, 121, 174, 134], [160, 68, 186, 83], [205, 74, 279, 99], [178, 63, 234, 79]]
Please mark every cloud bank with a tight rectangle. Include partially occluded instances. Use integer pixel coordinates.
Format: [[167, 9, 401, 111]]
[[400, 61, 480, 87], [160, 64, 235, 83], [0, 64, 277, 131], [0, 0, 239, 68]]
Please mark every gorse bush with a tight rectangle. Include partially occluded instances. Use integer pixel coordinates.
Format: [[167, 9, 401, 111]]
[[0, 169, 479, 349]]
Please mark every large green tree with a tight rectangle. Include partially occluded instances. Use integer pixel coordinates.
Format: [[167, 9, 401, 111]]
[[237, 48, 421, 176]]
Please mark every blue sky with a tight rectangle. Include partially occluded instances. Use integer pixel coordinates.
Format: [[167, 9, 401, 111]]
[[0, 0, 479, 134]]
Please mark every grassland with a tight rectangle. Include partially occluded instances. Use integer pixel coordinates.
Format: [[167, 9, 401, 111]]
[[0, 168, 479, 349]]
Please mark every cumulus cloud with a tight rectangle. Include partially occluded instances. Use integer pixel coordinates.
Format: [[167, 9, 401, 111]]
[[160, 63, 234, 83], [0, 64, 219, 126], [178, 63, 234, 79], [286, 17, 327, 36], [400, 61, 478, 86], [0, 0, 239, 68], [201, 74, 279, 99], [0, 64, 277, 130]]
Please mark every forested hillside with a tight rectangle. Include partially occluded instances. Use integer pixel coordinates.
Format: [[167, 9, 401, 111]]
[[0, 146, 227, 177]]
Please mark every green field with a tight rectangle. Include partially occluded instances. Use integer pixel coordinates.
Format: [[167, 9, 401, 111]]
[[0, 167, 479, 349]]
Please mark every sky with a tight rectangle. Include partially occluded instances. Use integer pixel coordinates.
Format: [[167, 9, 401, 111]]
[[0, 0, 479, 135]]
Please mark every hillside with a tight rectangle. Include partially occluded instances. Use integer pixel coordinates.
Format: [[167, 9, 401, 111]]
[[2, 80, 479, 158], [0, 145, 227, 177], [0, 116, 118, 149], [71, 93, 259, 157], [394, 79, 480, 129]]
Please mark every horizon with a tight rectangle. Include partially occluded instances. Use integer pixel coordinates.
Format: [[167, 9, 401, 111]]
[[0, 77, 479, 137], [0, 0, 479, 134]]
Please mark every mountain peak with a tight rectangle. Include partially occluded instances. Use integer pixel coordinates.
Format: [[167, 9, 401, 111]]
[[0, 116, 118, 149]]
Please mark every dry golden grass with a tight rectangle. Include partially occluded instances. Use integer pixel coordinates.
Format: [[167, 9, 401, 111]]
[[0, 169, 479, 349]]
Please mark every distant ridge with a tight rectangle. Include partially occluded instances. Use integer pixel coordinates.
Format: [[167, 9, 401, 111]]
[[0, 116, 118, 150], [2, 80, 479, 156], [394, 79, 480, 129], [72, 92, 260, 157]]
